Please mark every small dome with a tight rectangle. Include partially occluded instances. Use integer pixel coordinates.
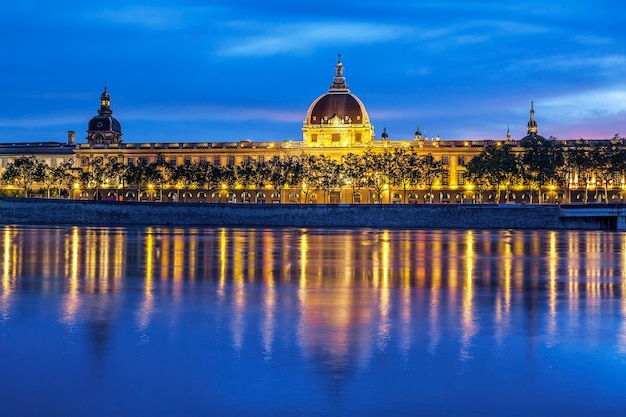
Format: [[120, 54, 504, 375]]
[[88, 115, 122, 133], [88, 86, 122, 134]]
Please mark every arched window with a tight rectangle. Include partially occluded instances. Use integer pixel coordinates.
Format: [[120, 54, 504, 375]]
[[257, 192, 267, 199], [197, 191, 207, 198], [211, 191, 220, 198], [125, 191, 136, 198]]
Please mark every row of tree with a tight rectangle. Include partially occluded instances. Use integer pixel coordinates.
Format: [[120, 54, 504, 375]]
[[2, 136, 625, 203], [467, 136, 626, 203]]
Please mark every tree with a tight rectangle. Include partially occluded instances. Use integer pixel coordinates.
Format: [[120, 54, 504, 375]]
[[309, 155, 344, 203], [1, 155, 46, 197], [418, 154, 444, 203], [565, 142, 594, 203], [388, 148, 421, 203], [363, 150, 386, 203], [520, 136, 565, 203], [171, 163, 201, 202], [342, 153, 367, 203], [466, 144, 518, 203]]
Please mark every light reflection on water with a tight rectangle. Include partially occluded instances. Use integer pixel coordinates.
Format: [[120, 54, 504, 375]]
[[1, 226, 626, 416]]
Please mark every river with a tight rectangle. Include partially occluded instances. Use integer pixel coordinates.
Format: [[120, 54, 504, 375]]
[[1, 226, 625, 416]]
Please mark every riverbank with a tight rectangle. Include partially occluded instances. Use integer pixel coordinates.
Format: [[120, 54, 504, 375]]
[[3, 197, 616, 229]]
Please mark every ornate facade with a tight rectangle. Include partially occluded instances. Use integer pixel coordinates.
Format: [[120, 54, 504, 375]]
[[1, 59, 621, 204]]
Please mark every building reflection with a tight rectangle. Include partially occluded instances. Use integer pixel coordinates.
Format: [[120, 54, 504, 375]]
[[2, 226, 626, 378]]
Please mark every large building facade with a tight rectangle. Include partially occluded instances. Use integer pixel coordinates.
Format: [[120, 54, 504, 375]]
[[1, 59, 622, 204]]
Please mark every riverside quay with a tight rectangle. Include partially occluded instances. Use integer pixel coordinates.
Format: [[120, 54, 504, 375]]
[[1, 59, 625, 205]]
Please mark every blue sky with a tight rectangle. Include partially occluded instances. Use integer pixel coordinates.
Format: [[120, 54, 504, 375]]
[[1, 0, 625, 143]]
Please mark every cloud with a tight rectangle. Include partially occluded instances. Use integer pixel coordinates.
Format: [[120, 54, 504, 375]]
[[124, 104, 304, 123], [539, 86, 626, 120], [217, 21, 413, 57], [513, 54, 626, 72], [90, 5, 221, 30], [0, 114, 86, 128]]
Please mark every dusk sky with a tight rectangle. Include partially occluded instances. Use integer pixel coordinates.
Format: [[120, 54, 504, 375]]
[[1, 1, 625, 143]]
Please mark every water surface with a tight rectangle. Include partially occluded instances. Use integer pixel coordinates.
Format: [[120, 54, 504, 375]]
[[1, 226, 626, 416]]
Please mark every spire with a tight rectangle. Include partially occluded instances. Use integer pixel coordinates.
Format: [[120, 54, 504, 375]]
[[527, 101, 538, 136], [381, 127, 388, 140], [329, 53, 349, 92], [99, 86, 112, 115], [506, 124, 511, 140]]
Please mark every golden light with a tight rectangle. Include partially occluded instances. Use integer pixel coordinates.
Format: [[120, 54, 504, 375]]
[[73, 182, 79, 190]]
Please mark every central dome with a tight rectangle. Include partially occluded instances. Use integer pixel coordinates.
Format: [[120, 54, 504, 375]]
[[305, 59, 370, 126], [302, 58, 374, 147]]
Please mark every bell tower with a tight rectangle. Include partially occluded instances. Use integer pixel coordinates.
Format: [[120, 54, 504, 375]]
[[87, 87, 123, 145]]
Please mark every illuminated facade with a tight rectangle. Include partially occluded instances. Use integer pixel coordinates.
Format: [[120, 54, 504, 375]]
[[0, 58, 623, 203]]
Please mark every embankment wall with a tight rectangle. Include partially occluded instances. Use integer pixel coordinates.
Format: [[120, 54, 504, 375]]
[[0, 197, 610, 230]]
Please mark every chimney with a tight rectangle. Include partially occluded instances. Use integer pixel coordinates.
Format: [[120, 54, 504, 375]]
[[68, 130, 75, 145]]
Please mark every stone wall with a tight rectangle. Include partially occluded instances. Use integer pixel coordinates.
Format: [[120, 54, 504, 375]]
[[0, 197, 592, 229]]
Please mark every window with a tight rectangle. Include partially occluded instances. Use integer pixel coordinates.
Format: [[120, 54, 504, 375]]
[[442, 155, 449, 165], [457, 171, 465, 186], [243, 156, 251, 164], [355, 133, 362, 143], [1, 159, 7, 167], [458, 156, 465, 166], [311, 134, 318, 143], [332, 133, 340, 142], [228, 156, 235, 166], [442, 169, 449, 186], [127, 157, 134, 166], [199, 157, 206, 165], [109, 157, 117, 164], [214, 156, 221, 166], [169, 158, 176, 166], [258, 156, 264, 164], [184, 158, 191, 166], [81, 157, 89, 166]]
